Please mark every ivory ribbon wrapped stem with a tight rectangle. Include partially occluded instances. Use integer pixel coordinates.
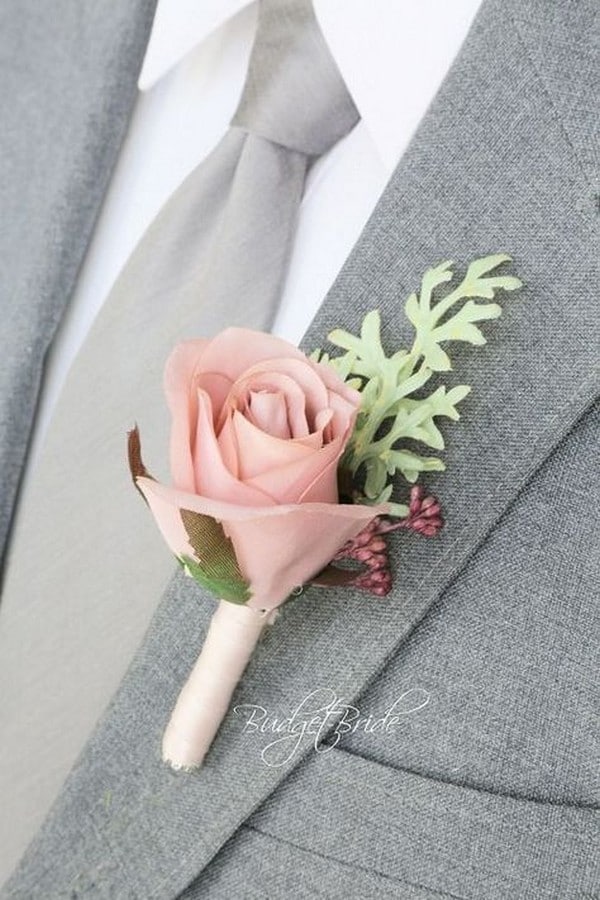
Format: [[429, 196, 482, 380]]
[[162, 600, 267, 770]]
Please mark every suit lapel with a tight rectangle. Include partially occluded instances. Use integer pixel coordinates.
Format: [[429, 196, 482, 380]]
[[6, 0, 599, 897], [0, 0, 158, 572]]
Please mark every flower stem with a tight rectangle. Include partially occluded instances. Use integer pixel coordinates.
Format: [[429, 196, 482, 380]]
[[162, 600, 267, 770]]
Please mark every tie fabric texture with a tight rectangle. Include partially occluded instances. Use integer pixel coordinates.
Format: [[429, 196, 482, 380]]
[[0, 0, 358, 877]]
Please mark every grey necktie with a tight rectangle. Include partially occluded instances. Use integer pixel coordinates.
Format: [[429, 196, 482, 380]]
[[0, 0, 358, 877]]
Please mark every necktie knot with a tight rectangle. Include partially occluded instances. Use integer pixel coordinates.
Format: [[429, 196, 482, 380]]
[[231, 0, 359, 157]]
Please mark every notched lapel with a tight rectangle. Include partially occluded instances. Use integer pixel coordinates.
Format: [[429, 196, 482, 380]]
[[6, 0, 599, 897]]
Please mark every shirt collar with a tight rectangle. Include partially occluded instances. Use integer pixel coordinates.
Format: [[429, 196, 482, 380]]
[[138, 0, 250, 92], [138, 0, 482, 173]]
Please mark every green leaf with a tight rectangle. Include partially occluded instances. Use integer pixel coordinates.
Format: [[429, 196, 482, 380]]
[[410, 254, 522, 372], [387, 501, 410, 518], [419, 342, 452, 372], [327, 327, 365, 357], [418, 259, 454, 312], [360, 482, 394, 506], [364, 457, 388, 499], [360, 309, 383, 352], [179, 509, 251, 604], [460, 300, 503, 322], [466, 253, 511, 279], [394, 365, 433, 398], [328, 311, 389, 379], [404, 292, 420, 327], [387, 402, 445, 450], [178, 556, 251, 604], [385, 449, 446, 483], [312, 254, 522, 511], [431, 384, 471, 419]]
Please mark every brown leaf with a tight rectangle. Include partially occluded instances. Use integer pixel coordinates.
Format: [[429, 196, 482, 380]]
[[310, 563, 365, 588], [127, 425, 155, 501]]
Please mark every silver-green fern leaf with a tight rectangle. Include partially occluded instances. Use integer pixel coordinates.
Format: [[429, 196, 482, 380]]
[[313, 254, 522, 516]]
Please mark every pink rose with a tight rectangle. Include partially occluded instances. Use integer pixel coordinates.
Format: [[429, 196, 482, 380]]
[[135, 328, 383, 610]]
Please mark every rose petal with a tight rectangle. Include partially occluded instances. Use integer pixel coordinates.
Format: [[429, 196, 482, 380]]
[[164, 340, 210, 491], [245, 435, 343, 504], [283, 385, 310, 439], [195, 328, 309, 383], [247, 391, 291, 439], [194, 390, 275, 506], [231, 410, 314, 482], [236, 358, 330, 430], [216, 413, 240, 478], [229, 505, 379, 609], [324, 388, 359, 442], [137, 477, 386, 609], [298, 455, 342, 504], [307, 356, 362, 407], [196, 370, 234, 419], [314, 408, 334, 434], [163, 334, 362, 496], [292, 430, 325, 450], [218, 370, 311, 438]]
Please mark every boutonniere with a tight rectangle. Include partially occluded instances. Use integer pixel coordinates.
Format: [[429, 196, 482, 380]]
[[128, 253, 522, 770]]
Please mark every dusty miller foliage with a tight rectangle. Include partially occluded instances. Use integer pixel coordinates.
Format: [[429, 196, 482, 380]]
[[312, 254, 522, 517]]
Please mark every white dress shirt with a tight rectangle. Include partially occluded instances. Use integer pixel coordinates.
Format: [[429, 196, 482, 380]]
[[32, 0, 481, 464]]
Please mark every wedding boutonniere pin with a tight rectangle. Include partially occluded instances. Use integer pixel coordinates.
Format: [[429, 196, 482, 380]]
[[128, 254, 522, 770]]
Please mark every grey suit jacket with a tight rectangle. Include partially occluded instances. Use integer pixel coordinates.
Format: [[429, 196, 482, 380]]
[[1, 0, 599, 898]]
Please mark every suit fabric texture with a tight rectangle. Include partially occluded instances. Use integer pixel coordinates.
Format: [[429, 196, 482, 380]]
[[1, 0, 599, 898], [0, 0, 359, 877]]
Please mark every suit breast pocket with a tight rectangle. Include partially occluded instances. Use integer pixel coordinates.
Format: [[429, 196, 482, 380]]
[[218, 746, 597, 900]]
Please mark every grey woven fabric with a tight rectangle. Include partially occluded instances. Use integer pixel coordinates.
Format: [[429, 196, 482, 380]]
[[0, 0, 358, 882], [0, 0, 159, 574], [2, 0, 600, 898]]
